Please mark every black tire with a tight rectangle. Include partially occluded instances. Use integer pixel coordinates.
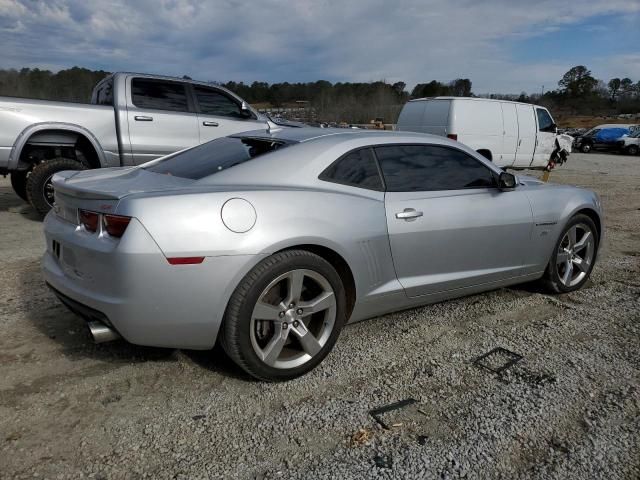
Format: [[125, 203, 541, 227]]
[[220, 250, 347, 382], [541, 214, 599, 294], [26, 158, 86, 216], [10, 170, 29, 202], [626, 145, 639, 156], [580, 143, 591, 153]]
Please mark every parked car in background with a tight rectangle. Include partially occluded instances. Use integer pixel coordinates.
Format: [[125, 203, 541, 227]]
[[43, 127, 602, 381], [572, 124, 639, 153], [0, 72, 267, 214], [616, 130, 640, 155], [396, 97, 570, 170]]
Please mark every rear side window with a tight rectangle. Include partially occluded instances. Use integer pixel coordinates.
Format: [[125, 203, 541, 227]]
[[144, 137, 287, 179], [375, 145, 495, 191], [194, 86, 244, 118], [320, 148, 383, 191], [131, 78, 189, 112], [94, 78, 113, 106], [536, 108, 555, 132]]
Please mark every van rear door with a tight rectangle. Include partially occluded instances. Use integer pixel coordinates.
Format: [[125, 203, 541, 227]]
[[513, 104, 536, 167]]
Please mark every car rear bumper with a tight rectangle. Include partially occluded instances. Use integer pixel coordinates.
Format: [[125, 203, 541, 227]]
[[42, 212, 263, 349]]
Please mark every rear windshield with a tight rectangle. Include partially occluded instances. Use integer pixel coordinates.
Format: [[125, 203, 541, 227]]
[[144, 137, 288, 179]]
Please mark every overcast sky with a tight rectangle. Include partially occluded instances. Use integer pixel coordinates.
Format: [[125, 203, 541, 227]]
[[1, 0, 638, 94]]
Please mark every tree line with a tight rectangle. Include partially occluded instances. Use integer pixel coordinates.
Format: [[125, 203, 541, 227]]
[[0, 65, 638, 122]]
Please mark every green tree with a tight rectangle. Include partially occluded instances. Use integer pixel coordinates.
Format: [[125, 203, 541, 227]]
[[558, 65, 598, 98], [608, 78, 621, 100]]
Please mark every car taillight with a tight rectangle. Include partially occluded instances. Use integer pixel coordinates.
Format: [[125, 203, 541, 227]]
[[103, 214, 131, 238], [447, 133, 458, 141], [78, 209, 99, 232]]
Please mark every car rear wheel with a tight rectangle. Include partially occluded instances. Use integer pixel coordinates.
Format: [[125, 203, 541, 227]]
[[10, 170, 29, 202], [221, 250, 346, 381], [542, 214, 598, 293], [26, 158, 86, 216]]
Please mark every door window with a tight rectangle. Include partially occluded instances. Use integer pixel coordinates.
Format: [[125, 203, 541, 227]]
[[375, 145, 495, 191], [536, 108, 555, 132], [320, 148, 383, 191], [194, 86, 245, 118], [131, 78, 189, 112]]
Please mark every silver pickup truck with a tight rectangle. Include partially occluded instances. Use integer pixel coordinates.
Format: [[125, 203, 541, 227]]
[[0, 72, 267, 214]]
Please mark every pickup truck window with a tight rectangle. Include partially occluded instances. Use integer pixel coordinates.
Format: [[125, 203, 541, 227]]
[[194, 86, 245, 118], [144, 137, 287, 180], [94, 78, 113, 106], [132, 78, 189, 112]]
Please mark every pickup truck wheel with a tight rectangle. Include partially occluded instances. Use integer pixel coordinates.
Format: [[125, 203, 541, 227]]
[[10, 171, 29, 202], [26, 158, 86, 216]]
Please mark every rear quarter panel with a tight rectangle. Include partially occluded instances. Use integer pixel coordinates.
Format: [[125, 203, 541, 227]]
[[117, 186, 401, 309]]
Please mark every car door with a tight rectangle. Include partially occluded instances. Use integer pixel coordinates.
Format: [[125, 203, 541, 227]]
[[126, 78, 200, 165], [378, 144, 533, 297], [532, 107, 556, 167], [192, 85, 266, 142], [513, 104, 536, 167]]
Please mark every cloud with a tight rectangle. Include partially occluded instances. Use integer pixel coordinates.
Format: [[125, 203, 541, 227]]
[[0, 0, 638, 93]]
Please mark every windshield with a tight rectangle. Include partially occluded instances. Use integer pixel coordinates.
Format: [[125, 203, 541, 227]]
[[144, 137, 288, 179]]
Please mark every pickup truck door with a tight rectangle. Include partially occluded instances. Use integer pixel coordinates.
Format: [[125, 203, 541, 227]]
[[513, 104, 536, 167], [532, 107, 556, 167], [126, 78, 199, 165], [192, 85, 265, 142], [378, 144, 532, 297]]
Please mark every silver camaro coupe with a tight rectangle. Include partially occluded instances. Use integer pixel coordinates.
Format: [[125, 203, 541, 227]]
[[43, 127, 603, 381]]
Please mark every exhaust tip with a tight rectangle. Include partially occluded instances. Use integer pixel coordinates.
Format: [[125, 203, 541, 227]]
[[87, 320, 120, 343]]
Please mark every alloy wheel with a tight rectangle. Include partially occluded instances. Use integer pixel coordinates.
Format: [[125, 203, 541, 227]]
[[556, 223, 595, 287], [249, 269, 337, 369]]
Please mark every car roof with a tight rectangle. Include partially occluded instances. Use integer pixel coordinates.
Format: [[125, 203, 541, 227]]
[[233, 126, 437, 144]]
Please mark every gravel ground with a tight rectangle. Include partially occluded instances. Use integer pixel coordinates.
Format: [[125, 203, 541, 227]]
[[0, 153, 638, 479]]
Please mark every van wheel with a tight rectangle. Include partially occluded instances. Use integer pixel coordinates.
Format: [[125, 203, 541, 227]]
[[10, 171, 29, 202], [477, 150, 492, 161], [26, 158, 86, 216]]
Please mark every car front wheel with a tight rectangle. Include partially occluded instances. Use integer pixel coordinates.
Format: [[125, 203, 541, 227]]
[[626, 145, 639, 156], [542, 214, 599, 293], [220, 250, 347, 381], [580, 144, 592, 153]]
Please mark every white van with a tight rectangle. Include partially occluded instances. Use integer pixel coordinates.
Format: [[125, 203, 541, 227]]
[[396, 97, 563, 169]]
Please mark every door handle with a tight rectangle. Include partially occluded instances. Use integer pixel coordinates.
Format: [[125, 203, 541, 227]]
[[134, 115, 153, 121], [396, 208, 423, 220], [202, 121, 219, 127]]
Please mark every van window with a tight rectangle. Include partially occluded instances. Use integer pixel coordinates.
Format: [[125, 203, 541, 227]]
[[536, 108, 555, 133], [132, 78, 189, 112], [320, 148, 383, 191], [422, 100, 451, 126], [375, 145, 495, 191], [397, 101, 426, 127]]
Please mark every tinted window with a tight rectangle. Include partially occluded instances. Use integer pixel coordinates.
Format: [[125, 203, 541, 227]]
[[321, 148, 383, 190], [94, 78, 113, 106], [194, 86, 245, 118], [144, 137, 287, 179], [375, 145, 495, 191], [536, 108, 554, 132], [132, 79, 188, 112]]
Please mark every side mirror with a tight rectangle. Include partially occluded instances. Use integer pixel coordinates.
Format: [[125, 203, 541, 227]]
[[498, 171, 517, 190]]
